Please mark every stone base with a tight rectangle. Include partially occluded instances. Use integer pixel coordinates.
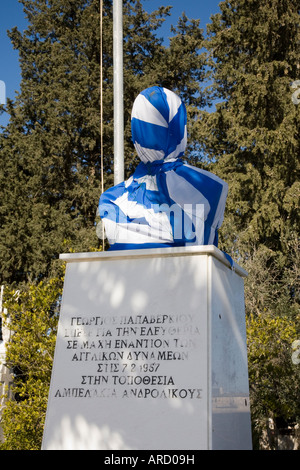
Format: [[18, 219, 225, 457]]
[[42, 246, 252, 450]]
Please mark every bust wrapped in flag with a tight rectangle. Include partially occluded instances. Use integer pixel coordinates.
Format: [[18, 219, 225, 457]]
[[98, 86, 228, 251]]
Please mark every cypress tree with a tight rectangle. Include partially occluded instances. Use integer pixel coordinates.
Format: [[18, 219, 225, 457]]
[[200, 0, 300, 444], [200, 0, 299, 258]]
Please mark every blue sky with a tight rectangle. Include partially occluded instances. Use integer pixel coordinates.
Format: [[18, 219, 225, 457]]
[[0, 0, 221, 127], [141, 0, 221, 36]]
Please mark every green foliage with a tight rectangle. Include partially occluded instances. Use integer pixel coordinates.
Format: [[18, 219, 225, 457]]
[[247, 312, 299, 418], [200, 0, 299, 256], [0, 0, 299, 450], [0, 0, 207, 286], [243, 239, 300, 446], [0, 0, 207, 449], [246, 312, 300, 448], [201, 0, 300, 445], [0, 275, 63, 450]]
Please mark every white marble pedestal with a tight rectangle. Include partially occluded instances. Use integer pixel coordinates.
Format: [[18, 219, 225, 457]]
[[42, 246, 252, 450]]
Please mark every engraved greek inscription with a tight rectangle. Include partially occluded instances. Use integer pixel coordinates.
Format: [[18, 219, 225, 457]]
[[59, 312, 203, 400], [81, 375, 109, 385]]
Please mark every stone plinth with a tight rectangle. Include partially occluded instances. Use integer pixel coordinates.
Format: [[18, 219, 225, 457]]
[[42, 246, 252, 450]]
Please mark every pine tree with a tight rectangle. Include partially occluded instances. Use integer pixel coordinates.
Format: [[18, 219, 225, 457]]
[[0, 0, 207, 285]]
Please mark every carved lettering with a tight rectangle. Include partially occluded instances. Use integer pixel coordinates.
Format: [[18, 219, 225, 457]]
[[60, 312, 202, 401]]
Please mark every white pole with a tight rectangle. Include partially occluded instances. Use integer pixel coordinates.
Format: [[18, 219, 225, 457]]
[[113, 0, 124, 185]]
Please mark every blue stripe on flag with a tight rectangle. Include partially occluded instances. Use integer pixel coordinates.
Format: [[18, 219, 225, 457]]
[[140, 87, 170, 123], [131, 119, 168, 152]]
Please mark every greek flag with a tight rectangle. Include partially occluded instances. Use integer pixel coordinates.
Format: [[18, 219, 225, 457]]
[[99, 86, 228, 251]]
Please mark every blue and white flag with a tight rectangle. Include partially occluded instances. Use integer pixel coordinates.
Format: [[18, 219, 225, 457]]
[[99, 86, 228, 250]]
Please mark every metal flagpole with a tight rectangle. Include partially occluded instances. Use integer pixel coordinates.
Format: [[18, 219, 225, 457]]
[[99, 0, 105, 248], [113, 0, 124, 185]]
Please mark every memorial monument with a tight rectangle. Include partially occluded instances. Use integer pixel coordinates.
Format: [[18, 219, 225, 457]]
[[42, 87, 252, 450]]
